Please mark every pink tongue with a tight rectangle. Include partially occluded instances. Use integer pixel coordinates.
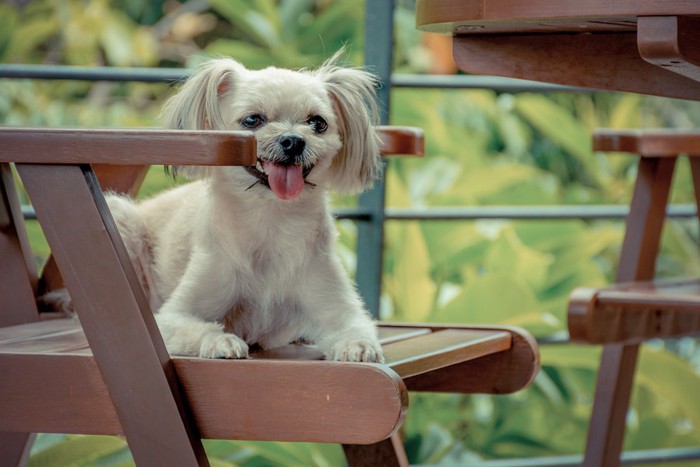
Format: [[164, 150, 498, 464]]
[[262, 161, 305, 200]]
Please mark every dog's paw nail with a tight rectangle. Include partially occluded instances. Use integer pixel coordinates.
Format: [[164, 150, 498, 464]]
[[330, 339, 384, 363], [199, 332, 249, 359]]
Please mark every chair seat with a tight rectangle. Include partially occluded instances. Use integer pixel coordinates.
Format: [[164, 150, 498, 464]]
[[0, 319, 536, 444], [569, 278, 700, 344]]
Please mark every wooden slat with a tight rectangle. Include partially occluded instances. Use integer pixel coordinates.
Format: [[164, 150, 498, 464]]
[[0, 352, 407, 444], [0, 319, 81, 344], [378, 326, 431, 345], [593, 129, 700, 157], [250, 344, 323, 360], [0, 164, 39, 327], [384, 329, 511, 378], [382, 323, 539, 394], [0, 128, 256, 166], [415, 0, 700, 34], [451, 32, 700, 101]]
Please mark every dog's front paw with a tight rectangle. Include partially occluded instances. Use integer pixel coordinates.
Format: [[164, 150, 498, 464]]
[[328, 338, 384, 363], [199, 332, 249, 359]]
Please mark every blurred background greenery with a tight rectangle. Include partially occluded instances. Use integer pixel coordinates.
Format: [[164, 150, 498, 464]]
[[3, 0, 700, 465]]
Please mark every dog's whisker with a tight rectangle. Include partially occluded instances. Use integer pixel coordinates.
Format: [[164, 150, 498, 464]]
[[245, 181, 262, 191]]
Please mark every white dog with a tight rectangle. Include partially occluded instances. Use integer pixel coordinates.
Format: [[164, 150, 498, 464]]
[[50, 53, 385, 362]]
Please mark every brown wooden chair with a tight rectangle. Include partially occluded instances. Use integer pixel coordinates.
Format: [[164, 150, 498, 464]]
[[568, 129, 700, 467], [0, 126, 539, 467]]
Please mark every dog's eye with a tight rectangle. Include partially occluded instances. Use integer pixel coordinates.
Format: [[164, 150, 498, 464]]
[[241, 114, 266, 129], [307, 115, 328, 134]]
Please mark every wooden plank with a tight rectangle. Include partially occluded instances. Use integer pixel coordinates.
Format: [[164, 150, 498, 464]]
[[0, 319, 81, 344], [451, 33, 700, 101], [0, 164, 39, 327], [17, 164, 208, 466], [0, 330, 87, 354], [593, 129, 700, 157], [382, 323, 539, 394], [378, 326, 431, 345], [384, 329, 511, 378], [250, 344, 324, 360], [38, 165, 150, 297], [416, 0, 700, 34], [0, 353, 407, 445], [0, 128, 256, 166]]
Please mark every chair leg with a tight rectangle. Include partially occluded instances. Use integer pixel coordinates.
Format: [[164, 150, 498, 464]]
[[343, 433, 409, 467], [0, 432, 35, 467], [583, 156, 676, 467]]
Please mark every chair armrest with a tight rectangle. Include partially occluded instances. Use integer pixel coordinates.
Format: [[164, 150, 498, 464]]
[[0, 128, 257, 166], [593, 128, 700, 157], [377, 126, 425, 157]]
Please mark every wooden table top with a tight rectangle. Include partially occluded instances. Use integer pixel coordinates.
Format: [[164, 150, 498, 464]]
[[416, 0, 700, 99], [416, 0, 700, 34]]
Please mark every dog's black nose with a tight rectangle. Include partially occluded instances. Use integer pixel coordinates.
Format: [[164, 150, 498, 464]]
[[279, 135, 306, 159]]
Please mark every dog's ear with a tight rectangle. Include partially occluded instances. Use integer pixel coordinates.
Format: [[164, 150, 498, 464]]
[[161, 58, 241, 178], [314, 54, 382, 194]]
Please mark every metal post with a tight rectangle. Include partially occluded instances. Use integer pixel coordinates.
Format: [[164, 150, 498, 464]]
[[357, 0, 394, 318]]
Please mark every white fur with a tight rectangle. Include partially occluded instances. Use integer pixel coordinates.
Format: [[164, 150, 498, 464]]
[[53, 54, 384, 362]]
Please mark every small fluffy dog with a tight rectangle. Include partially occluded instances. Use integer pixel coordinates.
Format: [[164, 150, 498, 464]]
[[53, 53, 385, 362]]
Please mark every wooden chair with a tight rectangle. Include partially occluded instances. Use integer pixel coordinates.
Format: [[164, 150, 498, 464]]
[[0, 126, 539, 467], [568, 129, 700, 467]]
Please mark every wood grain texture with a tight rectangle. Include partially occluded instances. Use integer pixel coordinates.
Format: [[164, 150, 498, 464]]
[[569, 279, 700, 344], [0, 164, 39, 327], [17, 164, 208, 466], [593, 129, 700, 157], [416, 0, 700, 33], [0, 351, 408, 444], [38, 165, 150, 297], [383, 329, 511, 378], [385, 323, 539, 394], [0, 128, 256, 166], [451, 33, 700, 101], [0, 320, 536, 440]]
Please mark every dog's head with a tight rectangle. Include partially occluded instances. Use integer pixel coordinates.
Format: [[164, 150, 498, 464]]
[[162, 52, 382, 200]]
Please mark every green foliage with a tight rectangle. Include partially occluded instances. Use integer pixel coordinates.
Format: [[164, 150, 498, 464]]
[[4, 0, 700, 465]]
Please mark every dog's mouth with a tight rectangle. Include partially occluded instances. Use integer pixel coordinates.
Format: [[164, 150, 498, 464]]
[[245, 159, 315, 200]]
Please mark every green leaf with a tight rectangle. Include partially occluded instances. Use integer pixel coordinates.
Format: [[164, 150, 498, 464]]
[[385, 221, 436, 321], [28, 435, 128, 467], [208, 0, 280, 48], [438, 274, 539, 324], [515, 94, 600, 184], [484, 227, 553, 290]]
